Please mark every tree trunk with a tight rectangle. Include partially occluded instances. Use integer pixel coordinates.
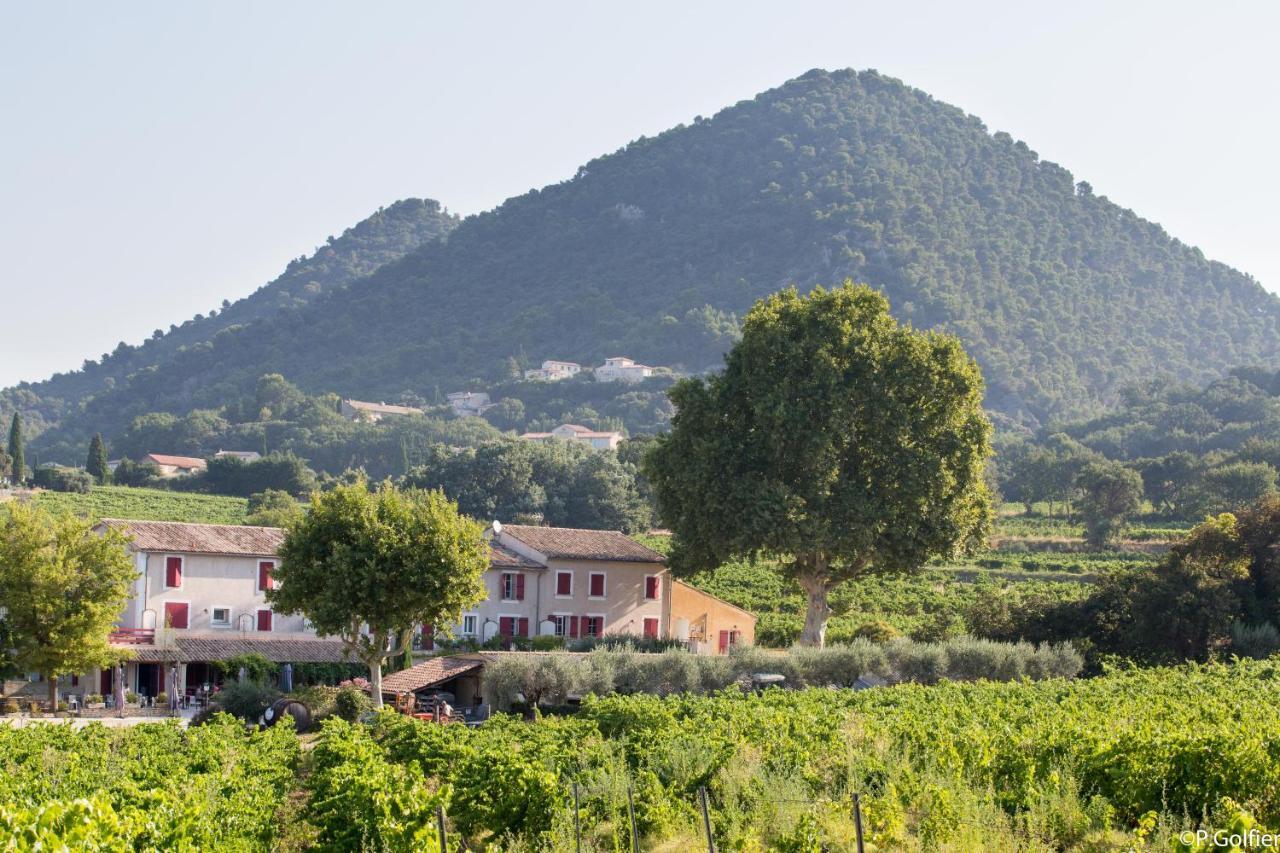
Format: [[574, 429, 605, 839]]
[[47, 674, 57, 709], [369, 660, 383, 708], [796, 557, 831, 648]]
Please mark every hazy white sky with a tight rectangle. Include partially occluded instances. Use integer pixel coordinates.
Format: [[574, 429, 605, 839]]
[[2, 1, 1277, 388]]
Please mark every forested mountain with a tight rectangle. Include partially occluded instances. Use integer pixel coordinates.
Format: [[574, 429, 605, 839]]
[[11, 69, 1280, 463], [1, 199, 457, 444]]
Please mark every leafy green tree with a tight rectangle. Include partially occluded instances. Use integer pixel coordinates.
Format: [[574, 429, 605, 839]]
[[269, 481, 488, 705], [1136, 452, 1202, 516], [1080, 514, 1251, 662], [0, 448, 11, 482], [1075, 461, 1145, 547], [646, 283, 992, 646], [1189, 462, 1278, 517], [85, 433, 110, 485], [245, 489, 304, 527], [0, 504, 136, 704], [8, 412, 24, 484]]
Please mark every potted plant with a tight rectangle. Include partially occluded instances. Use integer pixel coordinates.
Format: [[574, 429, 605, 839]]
[[125, 690, 140, 706], [27, 700, 43, 717], [85, 693, 105, 709], [156, 691, 169, 708], [1, 697, 18, 715]]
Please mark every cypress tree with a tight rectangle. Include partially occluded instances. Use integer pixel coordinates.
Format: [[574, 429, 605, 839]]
[[7, 413, 23, 485], [86, 433, 110, 485]]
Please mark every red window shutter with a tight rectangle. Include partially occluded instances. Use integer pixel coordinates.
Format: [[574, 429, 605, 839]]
[[718, 630, 730, 653], [258, 561, 274, 591], [257, 609, 272, 632], [590, 573, 604, 597], [165, 556, 182, 588], [557, 572, 571, 595], [643, 617, 659, 639], [164, 602, 188, 630], [515, 573, 526, 601], [499, 617, 514, 637], [517, 617, 530, 637], [645, 576, 659, 600], [569, 616, 579, 638]]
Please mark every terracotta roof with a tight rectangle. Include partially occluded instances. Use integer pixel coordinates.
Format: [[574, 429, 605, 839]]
[[118, 637, 353, 663], [381, 656, 484, 694], [343, 399, 422, 416], [144, 453, 207, 469], [489, 542, 543, 570], [99, 519, 284, 556], [501, 525, 665, 563]]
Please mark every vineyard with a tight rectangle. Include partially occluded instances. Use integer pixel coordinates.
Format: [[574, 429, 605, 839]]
[[0, 716, 297, 850], [31, 485, 249, 524], [3, 658, 1276, 850]]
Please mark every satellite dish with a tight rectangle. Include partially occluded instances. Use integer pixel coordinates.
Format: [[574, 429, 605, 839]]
[[492, 520, 502, 534]]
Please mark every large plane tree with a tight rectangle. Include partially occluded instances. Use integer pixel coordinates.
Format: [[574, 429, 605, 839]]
[[645, 282, 992, 646]]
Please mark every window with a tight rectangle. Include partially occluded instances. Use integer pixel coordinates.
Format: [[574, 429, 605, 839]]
[[549, 614, 580, 638], [643, 617, 660, 639], [164, 601, 189, 630], [555, 571, 573, 597], [164, 556, 183, 589], [583, 615, 604, 638], [501, 573, 526, 601], [644, 575, 660, 600], [256, 609, 273, 632], [462, 614, 478, 636], [211, 607, 231, 628], [258, 561, 275, 592], [588, 572, 606, 599], [498, 615, 529, 638]]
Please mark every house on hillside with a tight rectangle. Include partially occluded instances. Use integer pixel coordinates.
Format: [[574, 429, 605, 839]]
[[522, 360, 581, 382], [593, 356, 655, 383], [142, 453, 207, 478], [339, 399, 423, 422], [447, 391, 494, 418], [425, 522, 754, 654], [81, 519, 350, 703], [213, 450, 261, 463], [519, 423, 623, 451]]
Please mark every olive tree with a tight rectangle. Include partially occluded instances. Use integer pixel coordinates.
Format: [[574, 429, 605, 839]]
[[269, 481, 488, 706], [646, 282, 992, 646]]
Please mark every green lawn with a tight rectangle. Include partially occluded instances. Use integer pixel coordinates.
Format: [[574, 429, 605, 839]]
[[32, 485, 248, 525]]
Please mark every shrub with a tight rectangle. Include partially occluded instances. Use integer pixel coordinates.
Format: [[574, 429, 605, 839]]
[[531, 634, 564, 651], [124, 691, 139, 705], [84, 694, 103, 705], [853, 620, 901, 643], [885, 640, 949, 684], [56, 701, 68, 713], [216, 681, 281, 721], [334, 685, 372, 722], [155, 692, 169, 706], [32, 466, 92, 493], [2, 698, 20, 714], [1231, 622, 1280, 659]]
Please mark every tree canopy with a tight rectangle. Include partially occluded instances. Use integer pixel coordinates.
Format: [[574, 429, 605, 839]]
[[0, 504, 136, 703], [269, 481, 488, 705], [646, 282, 993, 646]]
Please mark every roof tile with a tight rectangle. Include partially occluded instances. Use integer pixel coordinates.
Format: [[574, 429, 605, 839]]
[[501, 525, 665, 563], [100, 519, 284, 556]]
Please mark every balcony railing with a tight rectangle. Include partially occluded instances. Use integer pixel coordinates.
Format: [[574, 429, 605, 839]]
[[109, 628, 155, 645]]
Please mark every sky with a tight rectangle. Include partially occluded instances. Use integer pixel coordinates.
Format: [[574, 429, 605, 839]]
[[1, 1, 1277, 388]]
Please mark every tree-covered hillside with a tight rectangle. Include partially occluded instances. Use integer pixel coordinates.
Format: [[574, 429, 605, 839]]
[[14, 69, 1280, 461], [1, 199, 457, 445]]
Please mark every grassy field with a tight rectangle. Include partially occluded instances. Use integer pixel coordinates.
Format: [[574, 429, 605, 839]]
[[30, 485, 248, 524]]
